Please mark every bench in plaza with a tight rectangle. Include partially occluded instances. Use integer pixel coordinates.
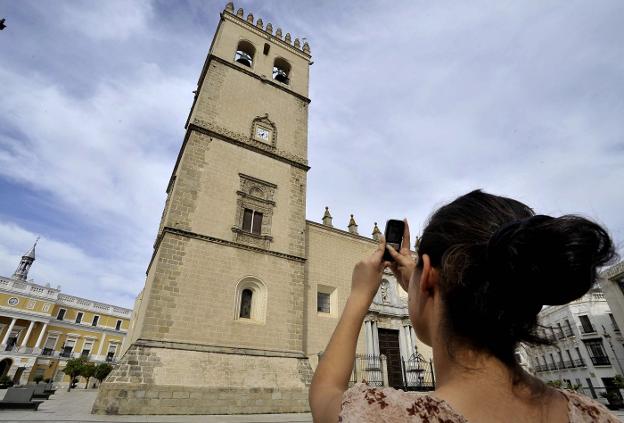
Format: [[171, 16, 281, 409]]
[[32, 383, 52, 400], [0, 386, 43, 410]]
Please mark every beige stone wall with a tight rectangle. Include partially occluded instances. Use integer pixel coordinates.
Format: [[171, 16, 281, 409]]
[[161, 130, 306, 258], [189, 47, 309, 163], [132, 232, 305, 353], [304, 222, 376, 361], [209, 12, 310, 98], [304, 221, 434, 368], [93, 345, 312, 415]]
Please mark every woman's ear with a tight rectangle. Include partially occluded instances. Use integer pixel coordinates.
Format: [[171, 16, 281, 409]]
[[419, 254, 438, 296]]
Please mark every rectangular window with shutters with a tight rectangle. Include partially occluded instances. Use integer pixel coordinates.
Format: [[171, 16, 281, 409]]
[[242, 208, 263, 235], [584, 339, 610, 366], [579, 315, 595, 333]]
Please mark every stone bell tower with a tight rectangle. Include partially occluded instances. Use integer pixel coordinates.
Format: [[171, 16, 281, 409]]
[[93, 2, 313, 415]]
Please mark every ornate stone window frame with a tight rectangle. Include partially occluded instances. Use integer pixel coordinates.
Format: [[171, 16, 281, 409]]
[[250, 113, 277, 147], [233, 276, 267, 324], [232, 173, 276, 249]]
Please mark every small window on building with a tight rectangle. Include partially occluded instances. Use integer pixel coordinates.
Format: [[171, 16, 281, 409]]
[[106, 344, 117, 362], [56, 308, 66, 321], [317, 285, 337, 316], [239, 289, 253, 319], [234, 277, 267, 323], [317, 292, 331, 313], [82, 341, 93, 357], [273, 58, 291, 84], [579, 315, 595, 333], [242, 208, 263, 235], [92, 315, 99, 327], [61, 339, 75, 358], [115, 320, 122, 331], [234, 40, 255, 67], [75, 312, 83, 324]]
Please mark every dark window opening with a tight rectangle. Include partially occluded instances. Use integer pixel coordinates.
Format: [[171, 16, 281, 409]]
[[583, 339, 610, 365], [273, 58, 291, 84], [609, 313, 620, 332], [317, 292, 330, 313], [57, 309, 66, 321], [234, 40, 255, 67], [242, 208, 263, 235], [240, 289, 253, 319], [115, 320, 122, 331], [92, 315, 99, 327], [263, 43, 270, 55], [75, 312, 83, 324], [579, 315, 595, 333]]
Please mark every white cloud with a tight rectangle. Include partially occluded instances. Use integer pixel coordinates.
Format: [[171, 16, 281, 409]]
[[59, 1, 154, 41], [0, 222, 140, 307], [0, 0, 622, 313]]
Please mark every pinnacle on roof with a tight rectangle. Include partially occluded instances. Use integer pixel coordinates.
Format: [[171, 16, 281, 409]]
[[372, 223, 381, 241], [322, 207, 333, 227], [348, 214, 358, 235], [24, 237, 39, 259]]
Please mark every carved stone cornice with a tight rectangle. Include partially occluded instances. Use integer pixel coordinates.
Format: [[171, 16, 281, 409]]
[[146, 227, 305, 277], [135, 338, 305, 359]]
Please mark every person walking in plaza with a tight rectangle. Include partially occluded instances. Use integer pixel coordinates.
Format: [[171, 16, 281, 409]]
[[309, 189, 620, 422]]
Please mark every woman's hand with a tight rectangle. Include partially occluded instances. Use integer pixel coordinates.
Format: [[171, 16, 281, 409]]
[[385, 219, 416, 293], [350, 235, 391, 304]]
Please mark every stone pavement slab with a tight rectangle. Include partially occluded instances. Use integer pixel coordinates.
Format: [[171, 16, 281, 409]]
[[0, 389, 312, 423]]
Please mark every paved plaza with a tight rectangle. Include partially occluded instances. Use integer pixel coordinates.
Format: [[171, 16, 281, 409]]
[[3, 387, 624, 422], [0, 389, 312, 423]]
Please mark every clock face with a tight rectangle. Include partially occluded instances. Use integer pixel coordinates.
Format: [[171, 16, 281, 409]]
[[255, 127, 270, 142]]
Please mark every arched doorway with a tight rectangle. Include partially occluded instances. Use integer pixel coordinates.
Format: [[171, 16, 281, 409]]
[[0, 358, 13, 378]]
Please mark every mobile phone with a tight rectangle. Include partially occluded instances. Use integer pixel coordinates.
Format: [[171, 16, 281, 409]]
[[383, 219, 405, 261]]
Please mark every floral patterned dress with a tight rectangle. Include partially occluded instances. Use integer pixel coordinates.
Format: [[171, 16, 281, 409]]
[[339, 382, 621, 422]]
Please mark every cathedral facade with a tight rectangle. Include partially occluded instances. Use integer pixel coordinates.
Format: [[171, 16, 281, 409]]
[[93, 3, 432, 415]]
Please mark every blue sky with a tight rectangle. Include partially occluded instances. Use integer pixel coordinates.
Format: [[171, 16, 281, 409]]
[[0, 1, 622, 308]]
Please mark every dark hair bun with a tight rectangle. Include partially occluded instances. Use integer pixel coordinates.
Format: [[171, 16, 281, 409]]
[[487, 214, 616, 307]]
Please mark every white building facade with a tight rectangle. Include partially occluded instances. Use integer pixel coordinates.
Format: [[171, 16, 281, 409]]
[[525, 287, 624, 407]]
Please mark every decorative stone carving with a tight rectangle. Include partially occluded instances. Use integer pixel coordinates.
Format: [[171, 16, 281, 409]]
[[232, 174, 277, 249]]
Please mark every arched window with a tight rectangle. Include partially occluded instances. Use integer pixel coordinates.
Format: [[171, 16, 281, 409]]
[[240, 289, 253, 318], [234, 277, 267, 323], [272, 58, 291, 84], [234, 40, 255, 67]]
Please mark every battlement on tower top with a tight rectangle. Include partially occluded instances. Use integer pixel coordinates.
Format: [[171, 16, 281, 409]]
[[223, 2, 311, 57]]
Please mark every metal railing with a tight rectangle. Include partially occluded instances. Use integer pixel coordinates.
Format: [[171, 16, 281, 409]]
[[590, 355, 611, 366], [402, 353, 435, 391], [349, 354, 383, 387], [573, 358, 586, 367]]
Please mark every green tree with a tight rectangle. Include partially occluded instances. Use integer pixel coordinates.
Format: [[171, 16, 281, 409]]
[[63, 357, 87, 392], [93, 363, 113, 386], [80, 362, 96, 389]]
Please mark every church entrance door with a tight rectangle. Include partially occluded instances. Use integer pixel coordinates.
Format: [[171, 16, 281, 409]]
[[378, 329, 402, 388]]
